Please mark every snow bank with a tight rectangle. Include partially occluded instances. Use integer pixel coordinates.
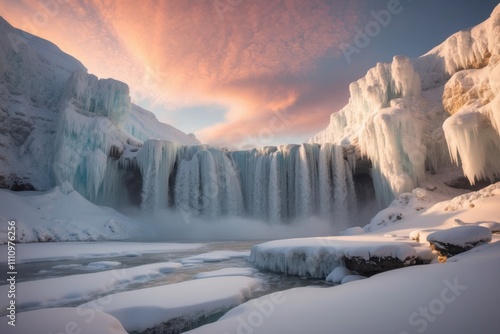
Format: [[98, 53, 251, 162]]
[[0, 262, 182, 311], [249, 237, 418, 278], [0, 185, 145, 243], [187, 242, 500, 334], [0, 308, 127, 334], [78, 276, 261, 333]]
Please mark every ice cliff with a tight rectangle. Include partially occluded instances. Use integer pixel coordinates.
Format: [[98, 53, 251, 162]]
[[0, 17, 199, 194], [311, 4, 500, 207]]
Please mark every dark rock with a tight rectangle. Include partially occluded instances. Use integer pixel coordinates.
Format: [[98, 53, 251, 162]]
[[444, 176, 494, 191], [342, 255, 416, 276], [109, 145, 123, 159], [0, 174, 36, 191], [427, 226, 492, 258]]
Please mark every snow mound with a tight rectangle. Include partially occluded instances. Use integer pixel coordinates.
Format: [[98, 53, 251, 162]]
[[325, 266, 354, 284], [427, 226, 492, 247], [78, 276, 261, 333]]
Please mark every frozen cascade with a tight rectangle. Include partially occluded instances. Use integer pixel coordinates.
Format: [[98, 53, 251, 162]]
[[311, 56, 425, 207], [125, 141, 359, 224], [229, 144, 357, 223], [136, 140, 178, 210]]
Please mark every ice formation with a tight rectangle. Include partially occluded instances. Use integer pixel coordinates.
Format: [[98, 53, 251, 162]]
[[0, 17, 199, 195], [127, 141, 357, 223], [311, 5, 500, 206]]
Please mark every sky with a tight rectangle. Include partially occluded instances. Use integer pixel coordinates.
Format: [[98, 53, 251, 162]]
[[1, 0, 498, 148]]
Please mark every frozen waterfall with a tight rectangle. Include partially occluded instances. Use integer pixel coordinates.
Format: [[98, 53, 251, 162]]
[[127, 141, 358, 224]]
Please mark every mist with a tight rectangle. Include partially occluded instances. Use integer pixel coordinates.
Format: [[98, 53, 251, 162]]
[[125, 208, 359, 242]]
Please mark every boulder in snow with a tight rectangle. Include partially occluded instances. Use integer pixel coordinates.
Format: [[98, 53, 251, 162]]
[[427, 226, 492, 257]]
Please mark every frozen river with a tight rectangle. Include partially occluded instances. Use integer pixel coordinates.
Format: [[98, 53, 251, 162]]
[[0, 240, 330, 333]]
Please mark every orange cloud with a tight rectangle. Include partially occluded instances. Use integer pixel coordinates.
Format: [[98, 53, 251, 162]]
[[1, 0, 360, 146]]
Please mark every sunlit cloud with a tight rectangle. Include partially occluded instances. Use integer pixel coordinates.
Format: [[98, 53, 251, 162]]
[[1, 0, 361, 146]]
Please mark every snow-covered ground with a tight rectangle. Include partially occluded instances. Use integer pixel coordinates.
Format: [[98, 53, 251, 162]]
[[187, 184, 500, 334], [187, 241, 500, 334]]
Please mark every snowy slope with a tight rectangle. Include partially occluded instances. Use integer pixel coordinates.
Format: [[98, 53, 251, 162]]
[[311, 4, 500, 207], [0, 16, 199, 194]]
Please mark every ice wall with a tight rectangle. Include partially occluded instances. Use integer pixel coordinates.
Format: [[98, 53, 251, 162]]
[[311, 4, 500, 205], [62, 71, 131, 125], [311, 56, 425, 207], [439, 5, 500, 184]]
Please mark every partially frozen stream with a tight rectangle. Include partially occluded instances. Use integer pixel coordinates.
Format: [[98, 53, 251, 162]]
[[1, 241, 330, 332]]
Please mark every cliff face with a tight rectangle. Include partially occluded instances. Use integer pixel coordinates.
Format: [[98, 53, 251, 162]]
[[311, 4, 500, 207], [0, 17, 199, 193]]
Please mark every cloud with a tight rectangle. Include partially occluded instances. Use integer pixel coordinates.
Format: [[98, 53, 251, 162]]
[[2, 0, 361, 146]]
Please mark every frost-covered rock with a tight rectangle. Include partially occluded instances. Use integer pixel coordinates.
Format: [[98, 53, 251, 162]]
[[427, 225, 492, 257]]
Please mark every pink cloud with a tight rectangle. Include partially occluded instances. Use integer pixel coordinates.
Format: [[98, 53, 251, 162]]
[[2, 0, 361, 146]]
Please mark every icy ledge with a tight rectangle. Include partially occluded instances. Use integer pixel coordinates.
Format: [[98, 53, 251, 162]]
[[249, 237, 419, 278]]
